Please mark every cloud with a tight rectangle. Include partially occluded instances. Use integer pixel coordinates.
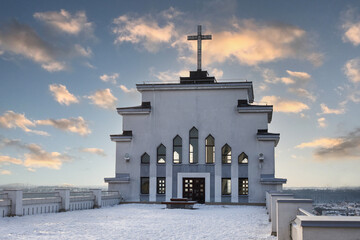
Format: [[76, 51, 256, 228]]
[[34, 9, 93, 36], [151, 69, 189, 82], [295, 137, 343, 149], [100, 73, 119, 84], [49, 84, 79, 105], [209, 68, 224, 78], [286, 70, 311, 79], [317, 117, 327, 128], [318, 103, 345, 115], [23, 143, 68, 169], [0, 21, 66, 72], [298, 128, 360, 160], [183, 19, 322, 66], [0, 155, 22, 165], [0, 169, 11, 175], [119, 85, 137, 93], [87, 89, 118, 109], [79, 148, 106, 157], [288, 88, 316, 102], [74, 44, 92, 57], [341, 8, 360, 46], [36, 117, 91, 136], [112, 11, 176, 52], [280, 77, 295, 85], [0, 137, 70, 169], [344, 58, 360, 83], [260, 96, 309, 113], [0, 110, 49, 136]]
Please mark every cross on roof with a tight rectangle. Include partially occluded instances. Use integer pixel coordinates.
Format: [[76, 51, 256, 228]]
[[187, 25, 212, 71]]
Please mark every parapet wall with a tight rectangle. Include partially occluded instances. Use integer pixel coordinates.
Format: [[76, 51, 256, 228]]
[[0, 189, 122, 217]]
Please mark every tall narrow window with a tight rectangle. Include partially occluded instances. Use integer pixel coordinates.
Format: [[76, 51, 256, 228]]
[[239, 178, 249, 195], [173, 135, 182, 164], [141, 177, 149, 194], [189, 127, 198, 164], [157, 144, 166, 164], [222, 144, 231, 164], [141, 152, 150, 164], [222, 178, 231, 195], [157, 177, 166, 194], [205, 135, 215, 164], [238, 152, 248, 164]]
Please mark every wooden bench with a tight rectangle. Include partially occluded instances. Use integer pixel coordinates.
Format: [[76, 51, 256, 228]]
[[161, 198, 197, 209]]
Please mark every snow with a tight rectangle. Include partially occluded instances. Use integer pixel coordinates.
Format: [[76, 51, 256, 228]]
[[0, 204, 276, 240]]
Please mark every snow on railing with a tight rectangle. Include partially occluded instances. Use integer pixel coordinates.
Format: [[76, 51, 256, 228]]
[[0, 189, 122, 218]]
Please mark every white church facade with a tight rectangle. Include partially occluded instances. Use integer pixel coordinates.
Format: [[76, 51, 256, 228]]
[[105, 26, 286, 204]]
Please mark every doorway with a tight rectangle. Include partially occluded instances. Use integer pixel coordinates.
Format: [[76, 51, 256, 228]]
[[182, 178, 205, 203]]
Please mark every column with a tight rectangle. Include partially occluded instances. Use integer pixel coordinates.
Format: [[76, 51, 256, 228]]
[[90, 189, 102, 208], [4, 189, 23, 216], [56, 188, 70, 212]]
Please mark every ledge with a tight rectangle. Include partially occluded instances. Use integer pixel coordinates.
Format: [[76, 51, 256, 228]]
[[277, 199, 313, 203], [260, 178, 287, 184], [136, 82, 254, 103], [296, 215, 360, 228], [256, 129, 280, 146], [237, 100, 273, 123], [105, 173, 130, 183], [117, 102, 151, 115], [104, 178, 130, 183], [110, 131, 132, 142]]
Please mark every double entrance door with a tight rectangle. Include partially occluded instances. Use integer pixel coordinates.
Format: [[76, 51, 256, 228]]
[[182, 178, 205, 203]]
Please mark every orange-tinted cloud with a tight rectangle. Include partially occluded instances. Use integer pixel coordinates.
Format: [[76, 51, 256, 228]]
[[36, 117, 91, 136], [260, 96, 309, 113], [296, 128, 360, 160], [34, 9, 93, 36], [87, 89, 118, 110], [49, 84, 79, 106], [295, 138, 343, 149], [319, 103, 345, 115], [0, 110, 49, 136], [79, 148, 106, 157], [344, 58, 360, 83], [0, 155, 22, 165], [0, 137, 70, 170]]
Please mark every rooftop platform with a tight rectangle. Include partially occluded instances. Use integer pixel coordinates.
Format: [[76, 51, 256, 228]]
[[0, 204, 275, 239]]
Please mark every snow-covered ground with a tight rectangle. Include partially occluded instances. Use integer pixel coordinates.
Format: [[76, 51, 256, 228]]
[[0, 204, 275, 240]]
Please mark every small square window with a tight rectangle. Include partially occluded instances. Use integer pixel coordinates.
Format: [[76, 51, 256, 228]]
[[239, 178, 248, 195], [157, 177, 166, 194]]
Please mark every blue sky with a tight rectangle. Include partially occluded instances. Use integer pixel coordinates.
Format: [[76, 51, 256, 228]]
[[1, 0, 360, 187]]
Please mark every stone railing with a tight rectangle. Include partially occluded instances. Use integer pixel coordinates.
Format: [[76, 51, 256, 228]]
[[266, 191, 360, 240], [0, 189, 122, 217]]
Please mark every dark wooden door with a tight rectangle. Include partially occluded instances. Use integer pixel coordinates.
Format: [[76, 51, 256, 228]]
[[183, 178, 205, 203]]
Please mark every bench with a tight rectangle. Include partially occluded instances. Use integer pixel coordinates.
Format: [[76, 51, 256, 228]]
[[161, 198, 197, 209]]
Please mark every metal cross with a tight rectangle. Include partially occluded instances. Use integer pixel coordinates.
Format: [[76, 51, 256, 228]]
[[187, 25, 212, 71]]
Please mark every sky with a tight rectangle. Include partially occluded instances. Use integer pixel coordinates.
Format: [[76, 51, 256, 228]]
[[0, 0, 360, 188]]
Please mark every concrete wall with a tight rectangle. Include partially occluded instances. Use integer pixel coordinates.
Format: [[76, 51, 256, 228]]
[[292, 215, 360, 240], [111, 85, 281, 203]]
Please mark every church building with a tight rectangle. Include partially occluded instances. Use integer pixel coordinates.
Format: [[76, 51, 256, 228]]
[[105, 26, 286, 203]]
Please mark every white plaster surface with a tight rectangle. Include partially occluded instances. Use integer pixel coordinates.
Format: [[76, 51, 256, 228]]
[[110, 84, 282, 203], [0, 204, 275, 240]]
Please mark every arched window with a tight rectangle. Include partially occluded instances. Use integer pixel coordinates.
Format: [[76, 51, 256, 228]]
[[141, 152, 150, 164], [189, 127, 198, 164], [238, 152, 248, 164], [222, 144, 231, 164], [173, 135, 182, 164], [157, 144, 166, 164], [205, 135, 215, 164]]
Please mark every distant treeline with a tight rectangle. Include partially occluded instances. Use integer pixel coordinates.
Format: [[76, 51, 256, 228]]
[[283, 188, 360, 203]]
